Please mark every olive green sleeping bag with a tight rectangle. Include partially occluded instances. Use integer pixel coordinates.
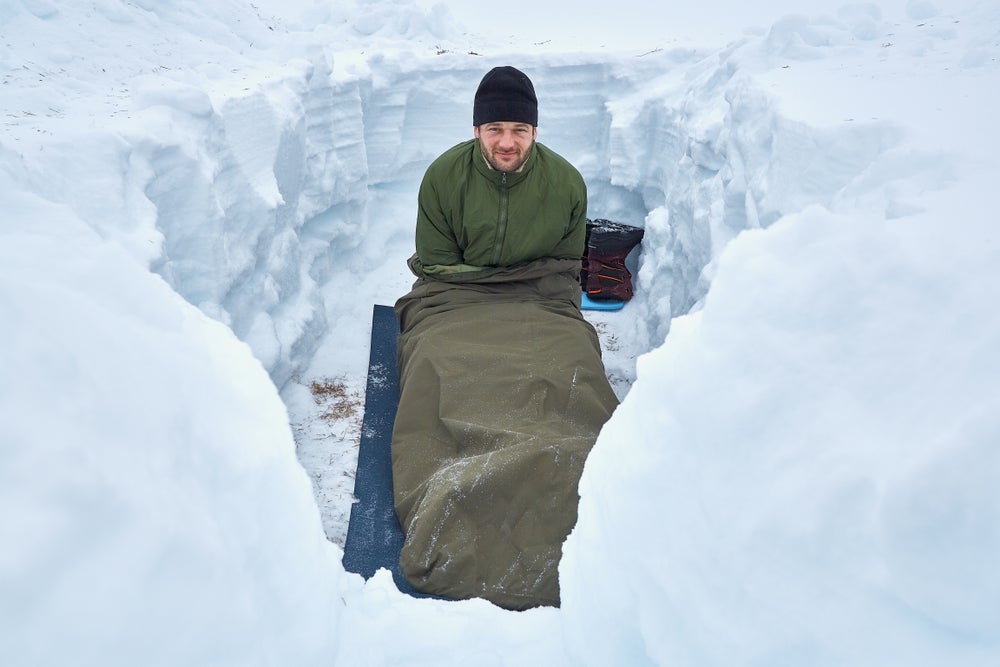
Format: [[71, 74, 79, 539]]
[[392, 256, 618, 610]]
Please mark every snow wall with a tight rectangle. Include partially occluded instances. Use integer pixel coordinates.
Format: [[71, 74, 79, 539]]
[[17, 54, 909, 389]]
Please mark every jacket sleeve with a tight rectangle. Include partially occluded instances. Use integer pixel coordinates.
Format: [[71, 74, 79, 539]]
[[415, 170, 464, 268], [552, 169, 588, 260]]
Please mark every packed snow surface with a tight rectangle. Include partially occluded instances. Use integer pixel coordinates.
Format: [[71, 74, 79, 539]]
[[2, 0, 998, 664]]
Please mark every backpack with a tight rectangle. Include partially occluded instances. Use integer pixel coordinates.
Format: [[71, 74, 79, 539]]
[[580, 218, 645, 301]]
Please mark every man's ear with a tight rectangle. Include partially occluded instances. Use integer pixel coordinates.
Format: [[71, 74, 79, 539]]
[[474, 126, 481, 139]]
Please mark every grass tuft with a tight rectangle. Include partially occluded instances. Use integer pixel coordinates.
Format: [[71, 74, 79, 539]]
[[309, 377, 363, 422]]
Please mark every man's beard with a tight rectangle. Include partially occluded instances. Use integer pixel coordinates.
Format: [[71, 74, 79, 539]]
[[482, 141, 534, 173]]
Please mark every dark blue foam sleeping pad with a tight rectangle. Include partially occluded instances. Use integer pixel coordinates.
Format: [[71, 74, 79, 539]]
[[341, 304, 434, 598]]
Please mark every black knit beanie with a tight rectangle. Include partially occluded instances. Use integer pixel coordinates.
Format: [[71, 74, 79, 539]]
[[472, 66, 538, 127]]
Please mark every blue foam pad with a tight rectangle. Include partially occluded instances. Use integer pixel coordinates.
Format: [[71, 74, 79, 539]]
[[581, 293, 625, 311], [342, 305, 431, 597]]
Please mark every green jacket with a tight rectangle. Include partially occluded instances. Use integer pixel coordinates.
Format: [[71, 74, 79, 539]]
[[414, 139, 587, 278]]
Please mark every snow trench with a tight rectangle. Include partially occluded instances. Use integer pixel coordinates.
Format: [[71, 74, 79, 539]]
[[107, 51, 919, 545], [6, 40, 920, 545], [135, 52, 909, 392]]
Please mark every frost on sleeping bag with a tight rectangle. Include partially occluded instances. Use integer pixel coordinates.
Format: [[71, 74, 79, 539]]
[[391, 255, 619, 610]]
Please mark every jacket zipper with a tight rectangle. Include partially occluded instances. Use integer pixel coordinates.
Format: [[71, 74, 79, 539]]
[[492, 172, 509, 266]]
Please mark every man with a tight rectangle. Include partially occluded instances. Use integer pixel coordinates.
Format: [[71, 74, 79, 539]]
[[412, 65, 588, 276], [392, 66, 617, 610]]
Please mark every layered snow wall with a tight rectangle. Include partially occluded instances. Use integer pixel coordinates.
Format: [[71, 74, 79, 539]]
[[46, 53, 911, 387]]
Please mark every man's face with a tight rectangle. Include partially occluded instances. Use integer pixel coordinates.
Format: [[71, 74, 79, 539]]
[[474, 122, 537, 173]]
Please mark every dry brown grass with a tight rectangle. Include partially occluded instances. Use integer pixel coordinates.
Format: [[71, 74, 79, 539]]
[[309, 377, 363, 422]]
